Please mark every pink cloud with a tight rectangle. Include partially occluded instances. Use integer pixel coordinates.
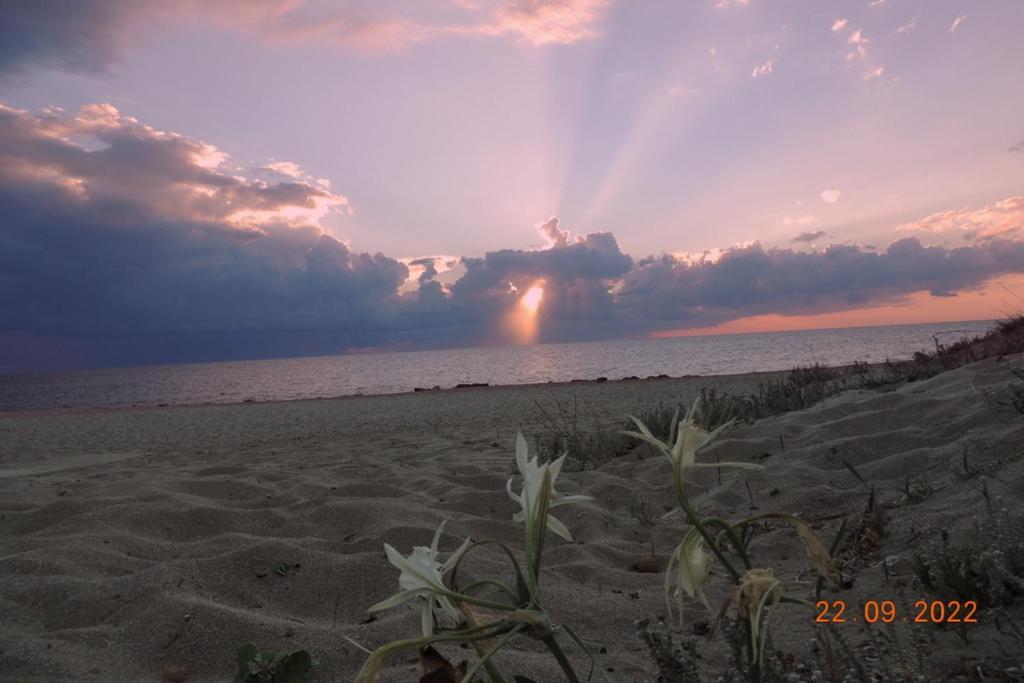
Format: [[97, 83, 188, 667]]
[[898, 197, 1024, 241], [831, 18, 849, 32], [949, 15, 968, 33], [863, 66, 885, 80], [895, 15, 919, 34], [751, 58, 774, 78], [0, 102, 348, 233], [3, 0, 610, 74], [472, 0, 611, 45]]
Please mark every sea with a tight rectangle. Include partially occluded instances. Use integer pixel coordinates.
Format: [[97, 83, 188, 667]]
[[0, 320, 995, 413]]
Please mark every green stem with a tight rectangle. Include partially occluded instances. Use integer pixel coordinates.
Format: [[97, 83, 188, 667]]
[[703, 517, 753, 570], [746, 620, 761, 683], [435, 587, 519, 612], [355, 625, 515, 682], [460, 579, 520, 603], [450, 540, 531, 607], [462, 624, 525, 683], [541, 634, 581, 683], [673, 462, 742, 583]]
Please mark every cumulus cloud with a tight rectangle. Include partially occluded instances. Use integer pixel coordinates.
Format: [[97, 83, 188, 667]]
[[792, 230, 827, 243], [897, 197, 1024, 242], [0, 102, 411, 366], [0, 103, 348, 231], [537, 217, 570, 248], [820, 189, 841, 204], [615, 238, 1024, 329], [4, 103, 1024, 370], [0, 0, 610, 75], [450, 231, 633, 344], [831, 18, 848, 32]]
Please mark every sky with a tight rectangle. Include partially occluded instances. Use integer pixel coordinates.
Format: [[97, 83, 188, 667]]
[[1, 0, 1022, 371]]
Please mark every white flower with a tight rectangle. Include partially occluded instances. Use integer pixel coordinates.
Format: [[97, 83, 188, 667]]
[[506, 432, 591, 542], [625, 398, 761, 488], [369, 520, 470, 636], [665, 527, 712, 623]]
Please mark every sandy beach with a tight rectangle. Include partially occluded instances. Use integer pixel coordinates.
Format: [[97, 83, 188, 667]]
[[1, 357, 1023, 681]]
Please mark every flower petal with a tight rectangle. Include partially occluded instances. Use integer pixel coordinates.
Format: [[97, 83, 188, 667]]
[[384, 545, 444, 592], [549, 453, 567, 480], [622, 429, 671, 455], [549, 494, 593, 507], [441, 536, 472, 573], [546, 513, 574, 542], [430, 520, 447, 555], [368, 588, 424, 612], [515, 431, 529, 475]]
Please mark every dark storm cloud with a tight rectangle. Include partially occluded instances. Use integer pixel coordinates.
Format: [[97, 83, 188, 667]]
[[0, 0, 146, 76], [3, 102, 1024, 371], [0, 103, 409, 367], [615, 239, 1024, 328], [448, 231, 634, 342], [792, 230, 826, 243], [0, 0, 609, 77]]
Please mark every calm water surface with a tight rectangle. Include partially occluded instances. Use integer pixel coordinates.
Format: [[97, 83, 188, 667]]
[[0, 320, 994, 412]]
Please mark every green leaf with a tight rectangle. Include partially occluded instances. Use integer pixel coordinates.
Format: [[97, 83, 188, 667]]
[[284, 649, 312, 672], [236, 643, 258, 669]]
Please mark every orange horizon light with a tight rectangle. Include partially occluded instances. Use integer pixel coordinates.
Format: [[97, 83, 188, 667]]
[[520, 284, 544, 314]]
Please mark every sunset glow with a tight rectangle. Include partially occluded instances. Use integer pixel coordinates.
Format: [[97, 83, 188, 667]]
[[520, 285, 544, 314], [1, 1, 1022, 370]]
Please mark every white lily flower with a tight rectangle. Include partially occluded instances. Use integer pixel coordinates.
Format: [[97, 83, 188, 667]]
[[368, 520, 470, 636], [665, 526, 712, 624], [506, 432, 591, 542], [625, 397, 762, 487]]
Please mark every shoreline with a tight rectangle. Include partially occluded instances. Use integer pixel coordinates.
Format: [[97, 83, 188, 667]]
[[0, 366, 814, 419]]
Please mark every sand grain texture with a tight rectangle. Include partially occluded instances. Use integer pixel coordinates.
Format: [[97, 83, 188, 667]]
[[1, 359, 1023, 681]]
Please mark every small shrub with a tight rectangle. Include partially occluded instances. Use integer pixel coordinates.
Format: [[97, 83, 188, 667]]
[[895, 476, 933, 505], [912, 509, 1024, 608], [628, 494, 658, 527], [635, 617, 701, 680], [233, 644, 311, 683], [530, 397, 631, 466]]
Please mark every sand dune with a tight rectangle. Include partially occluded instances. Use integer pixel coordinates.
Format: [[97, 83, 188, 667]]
[[1, 358, 1022, 680]]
